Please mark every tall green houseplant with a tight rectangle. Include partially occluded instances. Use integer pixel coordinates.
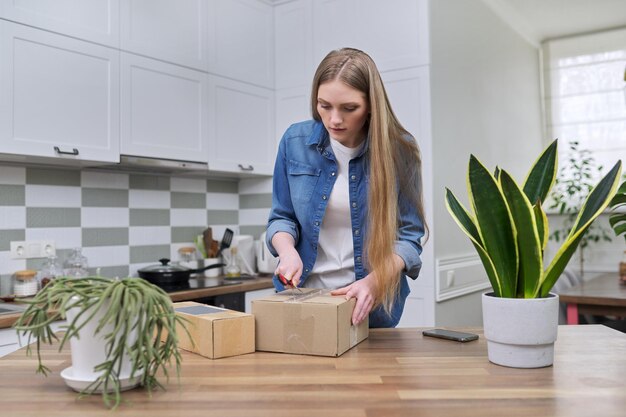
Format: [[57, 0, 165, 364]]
[[445, 140, 622, 298]]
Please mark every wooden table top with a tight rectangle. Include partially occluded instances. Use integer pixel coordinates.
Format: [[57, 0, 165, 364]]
[[1, 325, 624, 417], [557, 273, 626, 306]]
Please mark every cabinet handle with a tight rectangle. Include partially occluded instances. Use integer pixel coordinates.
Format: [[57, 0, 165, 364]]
[[54, 146, 79, 156], [238, 164, 254, 171]]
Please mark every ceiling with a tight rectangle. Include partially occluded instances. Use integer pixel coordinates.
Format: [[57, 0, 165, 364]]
[[484, 0, 626, 44]]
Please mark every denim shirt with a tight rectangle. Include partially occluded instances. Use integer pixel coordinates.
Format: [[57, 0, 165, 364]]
[[266, 120, 424, 327]]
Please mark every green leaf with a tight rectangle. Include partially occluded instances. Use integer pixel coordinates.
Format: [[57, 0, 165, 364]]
[[468, 155, 518, 298], [609, 213, 626, 230], [568, 161, 623, 239], [541, 160, 622, 296], [445, 189, 502, 296], [609, 193, 626, 208], [612, 222, 626, 237], [523, 139, 558, 204], [533, 200, 549, 251], [500, 170, 543, 298]]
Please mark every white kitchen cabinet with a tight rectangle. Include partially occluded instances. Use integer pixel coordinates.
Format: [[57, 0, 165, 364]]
[[275, 86, 310, 144], [274, 0, 314, 89], [312, 0, 429, 72], [121, 53, 208, 163], [208, 0, 273, 88], [0, 21, 120, 163], [120, 0, 209, 71], [208, 75, 275, 175], [0, 0, 120, 47]]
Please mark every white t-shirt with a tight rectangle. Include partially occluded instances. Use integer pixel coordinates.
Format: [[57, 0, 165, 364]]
[[305, 137, 364, 289]]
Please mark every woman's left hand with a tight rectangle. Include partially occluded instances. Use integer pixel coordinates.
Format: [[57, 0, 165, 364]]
[[331, 273, 378, 325]]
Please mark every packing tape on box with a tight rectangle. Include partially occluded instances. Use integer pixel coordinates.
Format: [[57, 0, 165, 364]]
[[283, 302, 314, 352]]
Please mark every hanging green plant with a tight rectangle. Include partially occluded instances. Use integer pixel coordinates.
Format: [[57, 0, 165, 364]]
[[14, 277, 189, 409]]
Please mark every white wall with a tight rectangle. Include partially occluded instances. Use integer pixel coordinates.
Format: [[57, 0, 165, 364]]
[[429, 0, 544, 325]]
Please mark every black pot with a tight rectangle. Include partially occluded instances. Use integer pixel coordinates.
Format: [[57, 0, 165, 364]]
[[138, 258, 225, 288]]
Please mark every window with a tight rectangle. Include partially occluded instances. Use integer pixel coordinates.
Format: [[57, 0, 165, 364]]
[[543, 29, 626, 180]]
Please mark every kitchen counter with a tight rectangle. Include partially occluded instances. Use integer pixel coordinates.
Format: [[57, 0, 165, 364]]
[[168, 275, 274, 302], [0, 325, 624, 416]]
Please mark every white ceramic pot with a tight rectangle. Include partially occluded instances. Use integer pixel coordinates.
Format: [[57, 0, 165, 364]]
[[64, 297, 141, 391], [482, 292, 559, 368]]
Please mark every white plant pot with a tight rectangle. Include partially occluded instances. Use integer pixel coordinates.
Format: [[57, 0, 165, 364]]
[[482, 292, 559, 368], [63, 297, 141, 392]]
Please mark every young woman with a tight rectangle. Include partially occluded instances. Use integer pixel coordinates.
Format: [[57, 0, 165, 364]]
[[266, 48, 427, 328]]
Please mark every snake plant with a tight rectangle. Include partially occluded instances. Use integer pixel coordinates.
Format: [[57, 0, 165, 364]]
[[14, 277, 188, 409], [445, 140, 622, 298]]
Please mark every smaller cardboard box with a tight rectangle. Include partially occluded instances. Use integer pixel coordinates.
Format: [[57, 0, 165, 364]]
[[170, 301, 255, 359], [251, 289, 369, 357]]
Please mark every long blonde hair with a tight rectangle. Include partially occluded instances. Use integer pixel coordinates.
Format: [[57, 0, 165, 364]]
[[311, 48, 428, 313]]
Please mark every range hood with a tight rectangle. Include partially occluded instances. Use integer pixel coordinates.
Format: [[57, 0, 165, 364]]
[[95, 155, 210, 176]]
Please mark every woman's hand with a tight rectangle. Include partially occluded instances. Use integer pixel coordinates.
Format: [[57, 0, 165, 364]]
[[271, 232, 303, 287], [331, 273, 379, 325], [274, 246, 303, 287]]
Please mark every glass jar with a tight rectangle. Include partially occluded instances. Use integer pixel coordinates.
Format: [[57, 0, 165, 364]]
[[14, 270, 38, 297], [39, 255, 63, 288], [178, 246, 198, 269], [64, 248, 90, 279]]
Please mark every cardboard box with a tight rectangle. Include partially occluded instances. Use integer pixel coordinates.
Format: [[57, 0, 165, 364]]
[[170, 302, 255, 359], [251, 289, 368, 357]]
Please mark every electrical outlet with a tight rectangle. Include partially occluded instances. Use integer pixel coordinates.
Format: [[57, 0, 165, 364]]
[[10, 240, 56, 259]]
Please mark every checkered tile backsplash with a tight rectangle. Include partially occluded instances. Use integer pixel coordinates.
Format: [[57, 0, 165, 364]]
[[0, 165, 273, 295]]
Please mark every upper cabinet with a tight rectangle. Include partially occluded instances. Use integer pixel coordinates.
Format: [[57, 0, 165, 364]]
[[120, 0, 209, 71], [312, 0, 429, 72], [208, 0, 274, 88], [0, 21, 120, 163], [0, 0, 120, 47], [208, 75, 275, 175], [121, 53, 208, 163], [275, 0, 314, 89]]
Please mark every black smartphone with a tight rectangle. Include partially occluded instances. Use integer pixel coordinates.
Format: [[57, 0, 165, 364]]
[[422, 329, 479, 342]]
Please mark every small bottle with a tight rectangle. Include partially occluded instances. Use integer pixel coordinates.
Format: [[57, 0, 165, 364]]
[[14, 270, 38, 297], [620, 251, 626, 285], [225, 247, 241, 278]]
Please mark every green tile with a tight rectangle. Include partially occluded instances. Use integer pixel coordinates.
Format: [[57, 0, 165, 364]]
[[171, 192, 206, 209], [0, 184, 25, 205], [130, 245, 170, 264], [26, 168, 80, 186], [172, 226, 205, 243], [0, 229, 25, 251], [0, 275, 12, 296], [82, 188, 129, 207], [129, 209, 170, 226], [206, 180, 238, 193], [27, 208, 81, 228], [129, 175, 170, 190], [207, 210, 238, 225], [239, 193, 272, 209], [93, 266, 130, 279], [26, 248, 72, 271], [82, 228, 129, 247], [239, 225, 267, 240]]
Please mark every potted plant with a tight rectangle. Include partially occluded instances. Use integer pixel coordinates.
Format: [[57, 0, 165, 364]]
[[445, 139, 622, 368], [14, 276, 188, 408]]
